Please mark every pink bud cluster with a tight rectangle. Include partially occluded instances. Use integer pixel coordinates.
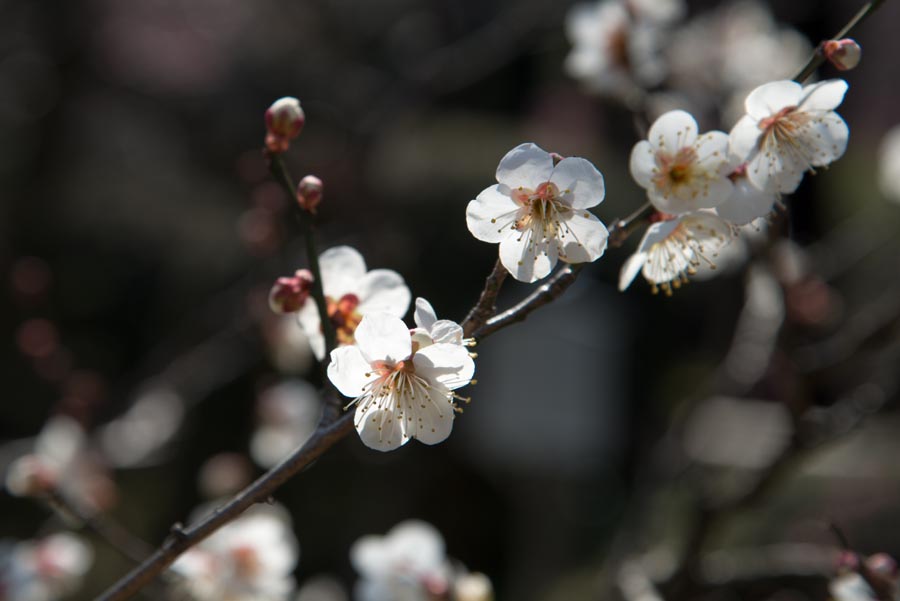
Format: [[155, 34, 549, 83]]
[[264, 97, 305, 153], [268, 269, 314, 314]]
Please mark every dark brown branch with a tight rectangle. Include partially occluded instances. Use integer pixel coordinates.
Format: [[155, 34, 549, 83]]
[[95, 411, 354, 601], [461, 259, 507, 337]]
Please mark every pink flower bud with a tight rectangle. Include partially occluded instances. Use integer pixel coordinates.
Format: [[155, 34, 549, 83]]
[[264, 97, 305, 153], [268, 269, 314, 314], [296, 175, 323, 214], [866, 553, 899, 579], [823, 39, 861, 71]]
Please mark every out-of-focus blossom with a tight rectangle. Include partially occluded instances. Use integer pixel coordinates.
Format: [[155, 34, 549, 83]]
[[99, 388, 184, 468], [328, 313, 474, 452], [265, 97, 305, 153], [5, 416, 116, 512], [618, 212, 732, 295], [466, 143, 608, 283], [269, 270, 315, 315], [296, 175, 323, 214], [714, 163, 777, 225], [171, 505, 299, 601], [878, 124, 900, 203], [410, 298, 468, 350], [629, 110, 736, 214], [564, 0, 669, 96], [831, 553, 900, 601], [351, 520, 452, 601], [250, 380, 322, 469], [198, 453, 254, 499], [823, 38, 862, 72], [0, 533, 93, 601], [295, 575, 349, 601], [626, 0, 685, 23], [454, 572, 494, 601], [297, 246, 411, 361], [729, 79, 850, 194]]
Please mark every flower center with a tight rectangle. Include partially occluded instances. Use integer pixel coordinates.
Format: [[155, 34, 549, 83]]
[[230, 545, 261, 579], [654, 147, 698, 191], [758, 105, 810, 147], [511, 182, 570, 236], [326, 293, 362, 345]]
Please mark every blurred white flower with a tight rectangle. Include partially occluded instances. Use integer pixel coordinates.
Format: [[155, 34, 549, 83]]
[[564, 0, 668, 95], [410, 298, 467, 350], [171, 505, 299, 601], [630, 110, 737, 214], [0, 532, 93, 601], [351, 520, 452, 601], [250, 380, 322, 469], [878, 124, 900, 203], [626, 0, 685, 23], [466, 143, 608, 283], [297, 246, 411, 360], [714, 163, 778, 225], [328, 313, 475, 452], [729, 79, 850, 194], [618, 212, 732, 294], [454, 572, 494, 601], [99, 388, 184, 468]]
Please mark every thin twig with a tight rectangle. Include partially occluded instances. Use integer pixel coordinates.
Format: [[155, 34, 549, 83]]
[[793, 0, 888, 83], [461, 259, 508, 337], [94, 411, 354, 601]]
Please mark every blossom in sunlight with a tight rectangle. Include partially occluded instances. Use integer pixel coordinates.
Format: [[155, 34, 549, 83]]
[[171, 505, 299, 601], [466, 143, 608, 283], [729, 79, 850, 194], [328, 313, 475, 452], [714, 163, 778, 225], [297, 246, 410, 360], [0, 532, 93, 601], [410, 297, 469, 350], [250, 380, 322, 469], [618, 211, 732, 295], [878, 124, 900, 203], [564, 0, 669, 95], [351, 520, 452, 601], [630, 110, 737, 214]]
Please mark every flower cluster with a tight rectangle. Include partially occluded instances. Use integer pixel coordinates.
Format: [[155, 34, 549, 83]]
[[0, 533, 93, 601]]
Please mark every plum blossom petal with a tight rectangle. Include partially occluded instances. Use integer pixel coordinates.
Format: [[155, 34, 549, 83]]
[[413, 298, 438, 331], [799, 78, 848, 112], [465, 185, 522, 243], [499, 231, 557, 283], [550, 157, 606, 209], [495, 143, 553, 190], [716, 168, 778, 224], [318, 246, 368, 297], [648, 109, 698, 153], [327, 346, 377, 397], [414, 343, 476, 390], [412, 298, 466, 348], [354, 313, 412, 365], [356, 270, 412, 316], [744, 80, 802, 120], [559, 210, 609, 263]]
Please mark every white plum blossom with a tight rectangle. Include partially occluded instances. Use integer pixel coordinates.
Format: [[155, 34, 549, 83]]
[[171, 505, 299, 601], [619, 211, 732, 295], [350, 520, 452, 601], [410, 297, 467, 350], [715, 163, 779, 225], [250, 380, 322, 469], [0, 533, 93, 601], [297, 246, 411, 360], [729, 79, 850, 194], [630, 110, 737, 214], [878, 124, 900, 203], [466, 143, 609, 283], [327, 313, 475, 452]]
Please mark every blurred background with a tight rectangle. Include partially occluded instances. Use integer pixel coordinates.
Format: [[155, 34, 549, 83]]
[[2, 0, 900, 599]]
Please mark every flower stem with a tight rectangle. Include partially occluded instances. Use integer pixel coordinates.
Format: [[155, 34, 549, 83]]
[[793, 0, 888, 83], [461, 259, 508, 337], [268, 153, 338, 361]]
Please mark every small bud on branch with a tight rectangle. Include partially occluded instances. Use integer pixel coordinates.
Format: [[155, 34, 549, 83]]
[[268, 270, 314, 314], [823, 38, 862, 71], [296, 175, 323, 214], [264, 97, 305, 153]]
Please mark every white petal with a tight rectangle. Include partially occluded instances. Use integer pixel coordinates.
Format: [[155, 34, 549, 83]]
[[695, 131, 733, 173], [744, 80, 802, 120], [355, 405, 410, 452], [648, 110, 698, 153], [495, 143, 554, 189], [414, 343, 475, 390], [354, 313, 412, 364], [318, 246, 367, 297], [356, 270, 411, 317], [430, 320, 464, 345], [637, 219, 680, 252], [558, 210, 609, 263], [629, 140, 658, 189], [407, 391, 455, 445], [716, 178, 776, 224], [466, 185, 522, 243], [550, 157, 605, 209], [799, 79, 848, 112], [327, 346, 376, 398], [728, 115, 762, 164], [498, 231, 557, 283], [296, 302, 326, 360], [413, 298, 437, 330], [618, 252, 647, 291], [806, 112, 849, 167]]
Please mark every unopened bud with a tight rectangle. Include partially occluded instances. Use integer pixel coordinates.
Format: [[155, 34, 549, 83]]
[[268, 270, 314, 314], [823, 39, 861, 71], [296, 175, 323, 214], [264, 97, 305, 153]]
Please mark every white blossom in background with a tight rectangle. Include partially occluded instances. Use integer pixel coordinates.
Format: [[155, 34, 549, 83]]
[[729, 79, 850, 194], [878, 124, 900, 203], [328, 313, 475, 452], [714, 163, 778, 225], [630, 110, 737, 214], [296, 246, 411, 360], [626, 0, 685, 23], [454, 572, 495, 601], [0, 533, 93, 601], [466, 143, 608, 283], [171, 505, 299, 601], [410, 297, 468, 350], [350, 520, 453, 601], [618, 211, 732, 294], [250, 380, 322, 469], [564, 0, 668, 95]]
